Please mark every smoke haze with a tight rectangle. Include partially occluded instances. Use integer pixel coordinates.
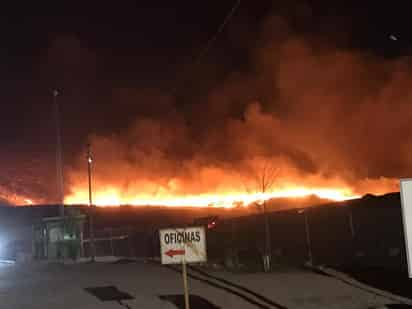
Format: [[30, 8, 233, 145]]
[[64, 15, 408, 206]]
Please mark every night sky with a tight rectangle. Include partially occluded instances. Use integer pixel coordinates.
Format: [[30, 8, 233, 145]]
[[0, 1, 411, 204]]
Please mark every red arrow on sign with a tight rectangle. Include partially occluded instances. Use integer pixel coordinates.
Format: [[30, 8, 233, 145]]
[[165, 249, 185, 258]]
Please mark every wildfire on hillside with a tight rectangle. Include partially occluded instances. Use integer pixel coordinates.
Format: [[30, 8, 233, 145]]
[[63, 14, 406, 208], [65, 186, 356, 207], [64, 155, 398, 207], [2, 16, 408, 207]]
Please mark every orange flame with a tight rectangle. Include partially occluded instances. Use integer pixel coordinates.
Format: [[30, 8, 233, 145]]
[[64, 185, 361, 208], [64, 147, 399, 208], [0, 185, 39, 206]]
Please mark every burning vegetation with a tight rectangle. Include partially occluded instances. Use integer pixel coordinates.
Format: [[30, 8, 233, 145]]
[[64, 16, 404, 208], [0, 15, 406, 207]]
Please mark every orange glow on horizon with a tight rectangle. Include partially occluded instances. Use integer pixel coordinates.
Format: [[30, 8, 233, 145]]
[[64, 185, 360, 208], [24, 198, 34, 205]]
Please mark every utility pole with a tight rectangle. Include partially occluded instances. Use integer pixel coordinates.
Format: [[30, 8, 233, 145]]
[[53, 89, 65, 218], [87, 143, 96, 261]]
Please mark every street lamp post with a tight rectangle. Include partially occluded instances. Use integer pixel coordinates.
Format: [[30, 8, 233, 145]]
[[53, 89, 64, 218], [87, 143, 96, 261]]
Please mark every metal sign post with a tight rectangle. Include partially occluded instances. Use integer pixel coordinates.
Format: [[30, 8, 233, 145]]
[[182, 249, 190, 309], [159, 226, 207, 309], [400, 179, 412, 277]]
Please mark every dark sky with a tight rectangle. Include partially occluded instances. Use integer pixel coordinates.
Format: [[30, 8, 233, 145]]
[[0, 1, 267, 154], [0, 0, 412, 203]]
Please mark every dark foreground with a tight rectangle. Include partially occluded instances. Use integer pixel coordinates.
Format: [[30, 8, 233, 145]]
[[0, 259, 399, 309]]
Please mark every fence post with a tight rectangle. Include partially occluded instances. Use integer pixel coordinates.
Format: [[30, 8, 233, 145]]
[[348, 207, 356, 238], [304, 210, 313, 265], [110, 228, 114, 257], [80, 230, 85, 258], [128, 226, 133, 258]]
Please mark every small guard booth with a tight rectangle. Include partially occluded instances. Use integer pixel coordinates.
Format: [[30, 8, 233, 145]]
[[33, 215, 86, 260]]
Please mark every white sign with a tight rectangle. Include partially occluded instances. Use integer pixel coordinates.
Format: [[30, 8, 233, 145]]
[[159, 226, 207, 265], [400, 179, 412, 277]]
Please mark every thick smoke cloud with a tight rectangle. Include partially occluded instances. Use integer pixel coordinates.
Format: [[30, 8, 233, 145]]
[[66, 15, 410, 203]]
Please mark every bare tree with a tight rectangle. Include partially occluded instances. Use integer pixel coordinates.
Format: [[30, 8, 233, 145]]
[[259, 162, 278, 272], [244, 160, 279, 272], [256, 161, 278, 197]]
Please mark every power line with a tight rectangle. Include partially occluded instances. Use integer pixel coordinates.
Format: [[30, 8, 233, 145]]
[[171, 0, 242, 95]]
